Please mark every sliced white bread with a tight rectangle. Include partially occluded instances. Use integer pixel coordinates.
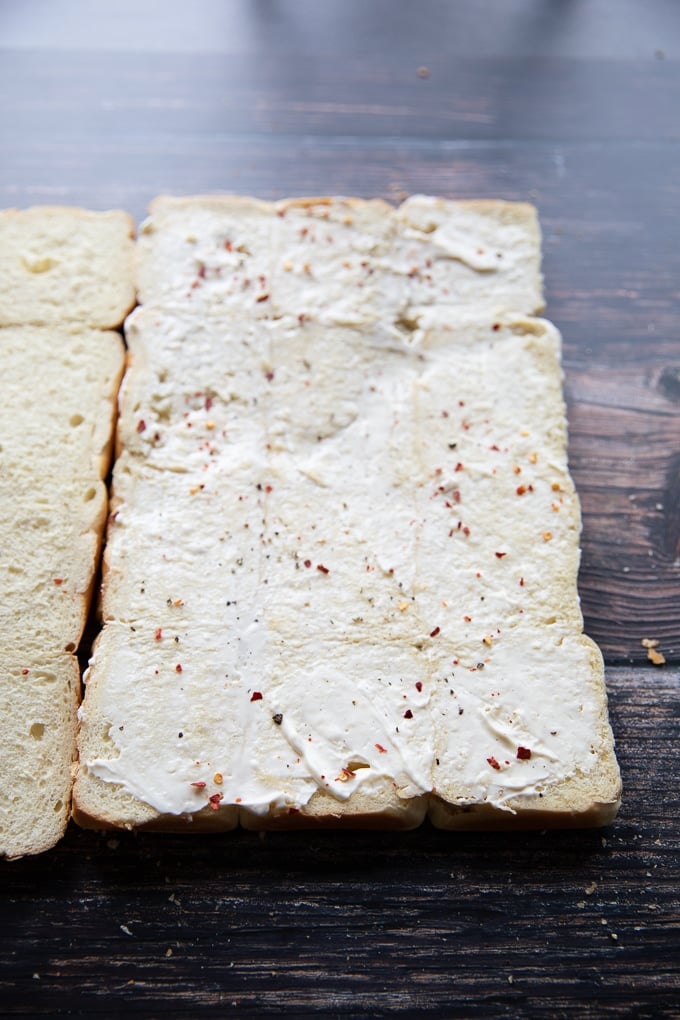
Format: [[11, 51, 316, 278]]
[[74, 310, 619, 831], [0, 207, 135, 329], [135, 195, 543, 326], [0, 325, 125, 857]]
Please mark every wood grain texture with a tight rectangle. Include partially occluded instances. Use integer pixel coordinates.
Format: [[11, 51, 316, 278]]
[[0, 1, 679, 1013], [0, 669, 677, 1018]]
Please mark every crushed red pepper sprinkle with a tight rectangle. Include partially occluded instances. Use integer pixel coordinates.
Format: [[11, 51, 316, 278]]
[[250, 691, 263, 702], [517, 746, 532, 760], [430, 626, 441, 637], [175, 664, 183, 673], [487, 756, 501, 771]]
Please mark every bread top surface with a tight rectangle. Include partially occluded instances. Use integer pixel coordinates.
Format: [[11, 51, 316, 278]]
[[136, 194, 543, 326], [77, 310, 619, 824], [0, 326, 125, 657], [0, 655, 79, 858], [0, 207, 136, 328]]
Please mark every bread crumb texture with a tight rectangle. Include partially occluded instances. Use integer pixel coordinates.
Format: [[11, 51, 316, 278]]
[[0, 207, 135, 328], [0, 205, 130, 857], [0, 197, 620, 851], [73, 195, 620, 834]]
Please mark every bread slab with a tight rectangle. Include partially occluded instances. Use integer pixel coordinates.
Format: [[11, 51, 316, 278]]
[[74, 309, 620, 831], [135, 195, 543, 326], [0, 207, 136, 329], [0, 325, 125, 857]]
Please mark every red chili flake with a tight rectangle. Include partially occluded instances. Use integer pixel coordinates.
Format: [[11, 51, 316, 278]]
[[403, 709, 413, 719], [415, 681, 423, 692], [264, 484, 273, 493], [441, 410, 449, 418], [495, 552, 507, 559], [487, 756, 501, 771], [490, 444, 500, 451], [264, 370, 275, 382], [197, 263, 206, 279], [250, 691, 263, 702], [21, 668, 29, 675], [208, 793, 223, 810], [304, 559, 312, 568], [53, 578, 63, 586], [492, 323, 501, 331], [519, 577, 525, 587], [154, 628, 162, 641], [205, 396, 213, 411], [375, 743, 388, 754], [516, 485, 527, 496], [317, 564, 330, 574], [517, 746, 532, 760], [136, 419, 146, 433], [191, 781, 206, 789], [455, 462, 463, 472], [459, 400, 465, 408], [256, 293, 270, 303], [224, 240, 233, 251], [298, 313, 306, 324], [463, 615, 471, 622], [175, 664, 183, 673], [430, 626, 441, 638], [462, 526, 470, 536]]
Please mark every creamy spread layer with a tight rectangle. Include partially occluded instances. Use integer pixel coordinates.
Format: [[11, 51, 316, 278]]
[[136, 195, 543, 328], [82, 310, 607, 819]]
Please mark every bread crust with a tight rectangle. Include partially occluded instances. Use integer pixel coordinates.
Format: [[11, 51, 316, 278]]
[[71, 195, 618, 835]]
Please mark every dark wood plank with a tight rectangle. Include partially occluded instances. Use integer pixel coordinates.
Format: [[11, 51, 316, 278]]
[[1, 47, 678, 143], [566, 356, 680, 660], [1, 3, 678, 1014], [2, 0, 676, 59], [0, 668, 677, 1018]]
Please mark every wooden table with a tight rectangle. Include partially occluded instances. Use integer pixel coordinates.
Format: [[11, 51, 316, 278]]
[[1, 2, 678, 1015]]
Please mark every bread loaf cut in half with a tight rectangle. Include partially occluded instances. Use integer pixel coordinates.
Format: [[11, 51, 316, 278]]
[[74, 309, 620, 831], [0, 326, 125, 858], [135, 195, 543, 327], [0, 207, 135, 329]]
